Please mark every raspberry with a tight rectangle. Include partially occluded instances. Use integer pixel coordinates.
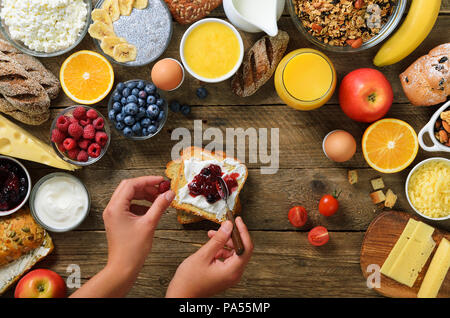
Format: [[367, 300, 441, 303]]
[[56, 143, 66, 153], [86, 109, 99, 120], [93, 117, 105, 130], [88, 143, 101, 158], [158, 180, 171, 193], [68, 123, 83, 140], [69, 117, 79, 125], [56, 116, 70, 132], [67, 148, 80, 160], [83, 124, 96, 140], [63, 138, 77, 151], [95, 131, 108, 147], [77, 150, 89, 162], [78, 139, 91, 150], [51, 129, 66, 144], [79, 118, 92, 127], [73, 106, 87, 120]]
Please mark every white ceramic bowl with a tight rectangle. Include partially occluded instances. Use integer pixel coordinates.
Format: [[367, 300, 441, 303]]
[[405, 157, 450, 222], [179, 18, 244, 83], [418, 101, 450, 153], [0, 155, 31, 216]]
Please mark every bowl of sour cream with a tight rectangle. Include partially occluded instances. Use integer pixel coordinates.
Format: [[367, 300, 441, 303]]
[[30, 173, 90, 232]]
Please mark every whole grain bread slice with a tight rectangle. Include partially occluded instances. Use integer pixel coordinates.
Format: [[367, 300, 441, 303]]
[[166, 158, 241, 224], [166, 146, 247, 224]]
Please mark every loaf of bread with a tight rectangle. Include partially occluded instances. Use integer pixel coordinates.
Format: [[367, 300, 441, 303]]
[[400, 43, 449, 106], [232, 31, 289, 97], [164, 0, 222, 24], [166, 147, 247, 224]]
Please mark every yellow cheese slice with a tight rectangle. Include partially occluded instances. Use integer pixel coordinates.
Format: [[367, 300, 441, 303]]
[[418, 238, 450, 298], [381, 220, 436, 287], [381, 219, 418, 274], [0, 114, 77, 171]]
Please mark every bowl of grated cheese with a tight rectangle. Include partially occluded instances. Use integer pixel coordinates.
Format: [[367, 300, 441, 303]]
[[406, 157, 450, 222], [0, 0, 91, 57]]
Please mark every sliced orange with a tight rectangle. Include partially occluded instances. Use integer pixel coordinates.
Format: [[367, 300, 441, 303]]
[[362, 118, 418, 173], [60, 50, 114, 105]]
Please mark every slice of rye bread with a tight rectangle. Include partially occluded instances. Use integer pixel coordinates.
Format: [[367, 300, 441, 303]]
[[166, 159, 241, 224], [166, 146, 247, 224]]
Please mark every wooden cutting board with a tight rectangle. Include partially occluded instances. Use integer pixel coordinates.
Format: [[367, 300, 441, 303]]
[[360, 211, 450, 298]]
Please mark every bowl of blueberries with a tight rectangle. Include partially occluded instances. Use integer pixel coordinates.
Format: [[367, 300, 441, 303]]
[[108, 80, 168, 140]]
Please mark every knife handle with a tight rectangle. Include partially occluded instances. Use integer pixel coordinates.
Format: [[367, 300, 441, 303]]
[[226, 209, 245, 256]]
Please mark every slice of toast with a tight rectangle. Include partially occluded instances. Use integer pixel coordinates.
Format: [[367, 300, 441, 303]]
[[166, 146, 247, 224]]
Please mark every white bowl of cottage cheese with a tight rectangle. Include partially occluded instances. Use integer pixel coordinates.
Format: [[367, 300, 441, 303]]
[[0, 0, 91, 57]]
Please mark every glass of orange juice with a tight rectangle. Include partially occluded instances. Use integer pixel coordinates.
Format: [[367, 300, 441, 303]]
[[275, 48, 336, 111]]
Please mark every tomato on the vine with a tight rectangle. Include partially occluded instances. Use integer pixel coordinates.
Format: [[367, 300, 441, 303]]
[[318, 191, 341, 217], [308, 226, 329, 246], [288, 206, 308, 228]]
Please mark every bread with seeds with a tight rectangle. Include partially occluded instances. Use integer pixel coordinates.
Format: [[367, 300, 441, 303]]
[[164, 0, 222, 24]]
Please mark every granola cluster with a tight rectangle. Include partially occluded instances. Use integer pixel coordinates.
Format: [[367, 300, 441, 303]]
[[292, 0, 395, 47]]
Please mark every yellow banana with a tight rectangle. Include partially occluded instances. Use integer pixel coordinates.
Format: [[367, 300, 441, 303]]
[[373, 0, 441, 67]]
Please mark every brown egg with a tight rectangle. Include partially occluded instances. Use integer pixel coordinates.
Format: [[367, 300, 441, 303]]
[[151, 58, 184, 91], [323, 130, 357, 162]]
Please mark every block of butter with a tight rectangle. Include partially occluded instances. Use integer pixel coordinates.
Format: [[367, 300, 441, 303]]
[[0, 114, 77, 171], [381, 219, 436, 287], [418, 238, 450, 298]]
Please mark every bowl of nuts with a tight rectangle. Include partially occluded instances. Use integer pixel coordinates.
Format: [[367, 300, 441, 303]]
[[418, 101, 450, 152]]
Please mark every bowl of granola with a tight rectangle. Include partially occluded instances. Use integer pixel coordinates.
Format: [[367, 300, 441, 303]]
[[288, 0, 407, 52]]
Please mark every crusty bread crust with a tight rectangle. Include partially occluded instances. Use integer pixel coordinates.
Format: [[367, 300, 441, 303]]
[[166, 146, 247, 224]]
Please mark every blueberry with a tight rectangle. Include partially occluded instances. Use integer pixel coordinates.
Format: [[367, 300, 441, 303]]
[[157, 110, 165, 122], [112, 92, 121, 102], [156, 98, 165, 107], [169, 100, 181, 112], [120, 97, 127, 105], [142, 128, 148, 136], [124, 115, 135, 126], [115, 121, 125, 130], [126, 95, 138, 103], [113, 102, 122, 112], [122, 88, 131, 97], [146, 104, 159, 119], [148, 125, 157, 134], [123, 126, 133, 137], [116, 113, 125, 122], [138, 98, 146, 107], [132, 122, 142, 134], [196, 87, 208, 99], [144, 84, 156, 94], [137, 80, 145, 90], [136, 107, 146, 119], [108, 109, 116, 121], [147, 95, 156, 105], [132, 88, 140, 96], [138, 90, 147, 99], [141, 118, 151, 128], [117, 82, 125, 91], [124, 103, 138, 115], [126, 81, 137, 89], [180, 104, 191, 116]]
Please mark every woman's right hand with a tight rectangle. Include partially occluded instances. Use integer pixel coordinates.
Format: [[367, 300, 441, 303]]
[[166, 217, 253, 298]]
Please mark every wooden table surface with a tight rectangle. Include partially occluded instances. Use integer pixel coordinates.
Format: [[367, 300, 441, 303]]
[[4, 1, 450, 298]]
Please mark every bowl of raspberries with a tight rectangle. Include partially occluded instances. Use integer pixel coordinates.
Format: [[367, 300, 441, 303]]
[[50, 106, 110, 166], [108, 80, 168, 140]]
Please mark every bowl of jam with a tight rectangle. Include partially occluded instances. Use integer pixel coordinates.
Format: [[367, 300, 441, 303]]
[[0, 156, 31, 216]]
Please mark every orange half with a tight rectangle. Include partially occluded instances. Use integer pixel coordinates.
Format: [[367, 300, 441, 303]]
[[362, 118, 418, 173], [60, 50, 114, 105]]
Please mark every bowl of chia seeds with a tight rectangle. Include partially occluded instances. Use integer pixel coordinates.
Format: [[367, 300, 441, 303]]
[[92, 0, 173, 67]]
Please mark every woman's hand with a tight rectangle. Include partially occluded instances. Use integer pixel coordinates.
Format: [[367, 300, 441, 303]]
[[166, 217, 253, 298], [71, 176, 174, 298]]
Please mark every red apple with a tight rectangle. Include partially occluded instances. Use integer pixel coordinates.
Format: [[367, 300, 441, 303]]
[[15, 269, 66, 298], [339, 68, 393, 123]]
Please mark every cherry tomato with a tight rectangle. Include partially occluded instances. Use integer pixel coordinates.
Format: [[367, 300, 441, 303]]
[[288, 206, 308, 228], [308, 226, 329, 246], [318, 193, 340, 217]]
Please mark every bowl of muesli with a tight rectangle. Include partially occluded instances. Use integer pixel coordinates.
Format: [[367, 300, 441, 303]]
[[288, 0, 407, 52]]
